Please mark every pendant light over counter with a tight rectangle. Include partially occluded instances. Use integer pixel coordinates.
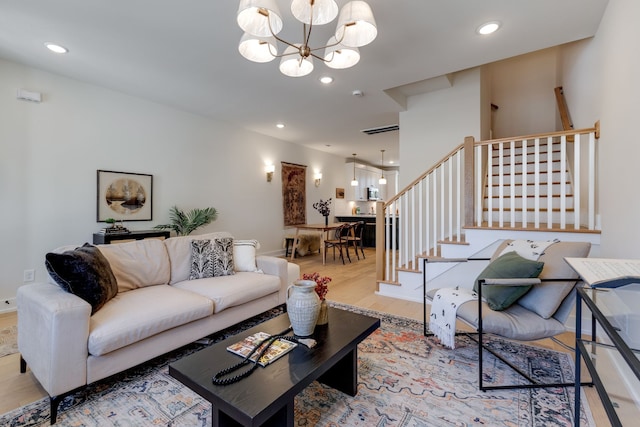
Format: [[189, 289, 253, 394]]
[[350, 153, 358, 186], [378, 149, 387, 185]]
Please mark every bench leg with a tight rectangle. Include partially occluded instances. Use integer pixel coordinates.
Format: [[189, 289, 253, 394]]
[[20, 354, 27, 373]]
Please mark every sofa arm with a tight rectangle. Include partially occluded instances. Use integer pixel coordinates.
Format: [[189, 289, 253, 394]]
[[256, 255, 289, 305], [17, 282, 91, 396]]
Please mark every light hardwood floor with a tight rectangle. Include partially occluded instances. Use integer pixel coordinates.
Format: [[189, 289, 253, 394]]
[[0, 247, 609, 425]]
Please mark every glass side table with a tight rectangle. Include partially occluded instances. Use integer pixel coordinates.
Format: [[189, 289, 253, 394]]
[[575, 286, 640, 427]]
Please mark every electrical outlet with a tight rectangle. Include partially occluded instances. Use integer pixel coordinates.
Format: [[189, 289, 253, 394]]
[[1, 298, 17, 313], [24, 269, 35, 282]]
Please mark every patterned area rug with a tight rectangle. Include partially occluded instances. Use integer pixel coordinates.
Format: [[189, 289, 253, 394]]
[[0, 325, 18, 358], [0, 303, 594, 426]]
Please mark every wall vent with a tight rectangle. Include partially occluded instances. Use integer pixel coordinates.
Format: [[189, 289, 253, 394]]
[[361, 124, 399, 135]]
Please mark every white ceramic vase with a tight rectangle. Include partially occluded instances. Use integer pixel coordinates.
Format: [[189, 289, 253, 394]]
[[286, 280, 320, 336]]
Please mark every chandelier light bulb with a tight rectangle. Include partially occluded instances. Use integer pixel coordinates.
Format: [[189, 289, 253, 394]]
[[279, 45, 314, 77], [237, 0, 283, 37], [335, 1, 377, 48], [323, 36, 360, 69], [291, 0, 338, 25], [238, 33, 278, 62]]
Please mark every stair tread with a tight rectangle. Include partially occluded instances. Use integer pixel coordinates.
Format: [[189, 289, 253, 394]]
[[464, 223, 601, 234]]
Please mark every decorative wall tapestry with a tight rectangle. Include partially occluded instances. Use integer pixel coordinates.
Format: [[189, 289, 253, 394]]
[[97, 170, 153, 221], [281, 162, 306, 226]]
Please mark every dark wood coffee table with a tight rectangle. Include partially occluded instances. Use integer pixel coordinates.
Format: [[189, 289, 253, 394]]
[[169, 307, 380, 427]]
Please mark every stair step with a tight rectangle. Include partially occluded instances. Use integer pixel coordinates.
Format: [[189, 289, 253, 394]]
[[466, 223, 601, 234], [484, 207, 575, 212]]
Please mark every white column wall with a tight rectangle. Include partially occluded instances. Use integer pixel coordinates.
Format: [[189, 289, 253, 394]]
[[561, 0, 640, 257], [398, 68, 482, 188]]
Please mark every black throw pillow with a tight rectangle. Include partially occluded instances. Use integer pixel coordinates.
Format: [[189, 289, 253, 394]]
[[45, 243, 118, 314]]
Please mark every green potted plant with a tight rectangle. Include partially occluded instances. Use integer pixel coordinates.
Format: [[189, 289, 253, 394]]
[[105, 218, 116, 228], [154, 206, 218, 236]]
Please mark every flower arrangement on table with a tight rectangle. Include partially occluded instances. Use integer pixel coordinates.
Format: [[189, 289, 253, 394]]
[[302, 272, 332, 325], [313, 198, 332, 226], [302, 272, 331, 301]]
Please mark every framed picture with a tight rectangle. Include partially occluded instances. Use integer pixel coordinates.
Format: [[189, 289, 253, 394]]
[[336, 188, 345, 199], [97, 170, 153, 221]]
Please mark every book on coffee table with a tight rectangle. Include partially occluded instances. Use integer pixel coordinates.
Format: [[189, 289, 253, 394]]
[[226, 332, 297, 366]]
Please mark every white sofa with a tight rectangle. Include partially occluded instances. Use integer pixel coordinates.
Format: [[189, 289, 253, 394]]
[[17, 231, 299, 424]]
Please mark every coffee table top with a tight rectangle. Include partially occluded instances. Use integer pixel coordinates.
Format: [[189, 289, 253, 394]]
[[169, 307, 380, 425]]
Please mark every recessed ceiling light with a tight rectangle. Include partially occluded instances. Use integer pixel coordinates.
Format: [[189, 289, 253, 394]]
[[476, 21, 501, 35], [319, 76, 334, 84], [276, 123, 285, 129], [45, 43, 69, 54]]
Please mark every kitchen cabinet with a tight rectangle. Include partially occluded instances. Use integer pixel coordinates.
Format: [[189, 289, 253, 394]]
[[344, 162, 387, 201]]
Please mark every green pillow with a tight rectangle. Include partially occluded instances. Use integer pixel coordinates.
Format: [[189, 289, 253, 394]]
[[473, 251, 544, 311]]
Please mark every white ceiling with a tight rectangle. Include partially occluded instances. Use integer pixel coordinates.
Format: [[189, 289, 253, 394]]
[[0, 1, 608, 167]]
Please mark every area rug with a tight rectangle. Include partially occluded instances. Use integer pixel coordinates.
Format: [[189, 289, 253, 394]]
[[0, 303, 594, 426], [0, 325, 18, 358]]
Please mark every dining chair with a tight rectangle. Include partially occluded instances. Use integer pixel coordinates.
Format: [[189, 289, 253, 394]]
[[324, 224, 352, 264], [347, 221, 366, 260]]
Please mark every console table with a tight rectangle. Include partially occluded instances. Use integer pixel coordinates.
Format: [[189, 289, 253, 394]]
[[566, 257, 640, 427], [92, 229, 170, 244]]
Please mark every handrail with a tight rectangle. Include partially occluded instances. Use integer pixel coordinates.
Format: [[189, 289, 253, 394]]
[[474, 124, 598, 147], [385, 143, 464, 206]]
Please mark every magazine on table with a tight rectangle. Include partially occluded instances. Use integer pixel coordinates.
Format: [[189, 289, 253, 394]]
[[226, 332, 297, 366]]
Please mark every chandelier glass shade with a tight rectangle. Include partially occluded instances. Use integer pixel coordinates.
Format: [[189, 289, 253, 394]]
[[237, 0, 377, 77]]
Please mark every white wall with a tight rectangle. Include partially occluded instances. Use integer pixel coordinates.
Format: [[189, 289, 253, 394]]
[[487, 47, 561, 138], [0, 59, 345, 301], [560, 0, 640, 258], [399, 68, 482, 188]]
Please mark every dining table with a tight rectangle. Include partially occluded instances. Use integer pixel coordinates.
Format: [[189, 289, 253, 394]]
[[289, 222, 349, 265]]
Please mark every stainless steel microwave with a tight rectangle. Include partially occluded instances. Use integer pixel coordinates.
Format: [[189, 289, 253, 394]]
[[367, 187, 380, 200]]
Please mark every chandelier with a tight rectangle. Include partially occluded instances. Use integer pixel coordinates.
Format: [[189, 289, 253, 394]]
[[237, 0, 377, 77]]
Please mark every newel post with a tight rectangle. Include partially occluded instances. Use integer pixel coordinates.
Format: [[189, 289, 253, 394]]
[[463, 136, 475, 228], [375, 201, 385, 284]]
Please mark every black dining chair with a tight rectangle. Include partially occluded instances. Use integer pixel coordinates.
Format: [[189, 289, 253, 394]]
[[324, 224, 352, 264], [347, 221, 365, 260]]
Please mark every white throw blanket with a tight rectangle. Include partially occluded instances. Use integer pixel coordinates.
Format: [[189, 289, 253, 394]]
[[429, 239, 559, 349], [429, 287, 477, 349]]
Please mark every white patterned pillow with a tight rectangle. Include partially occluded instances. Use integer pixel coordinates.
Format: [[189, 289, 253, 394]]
[[233, 239, 262, 273], [212, 238, 235, 277], [189, 240, 214, 280]]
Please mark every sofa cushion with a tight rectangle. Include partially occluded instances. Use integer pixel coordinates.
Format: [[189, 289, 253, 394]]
[[88, 285, 213, 356], [164, 232, 233, 284], [172, 272, 280, 313], [97, 239, 170, 292], [45, 243, 118, 315], [233, 239, 262, 273], [473, 251, 544, 311]]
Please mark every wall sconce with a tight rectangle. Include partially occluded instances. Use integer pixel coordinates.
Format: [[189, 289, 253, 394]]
[[314, 171, 322, 187], [265, 164, 275, 182]]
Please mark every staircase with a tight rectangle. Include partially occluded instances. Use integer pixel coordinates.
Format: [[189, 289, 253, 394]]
[[375, 124, 601, 302], [483, 139, 573, 227]]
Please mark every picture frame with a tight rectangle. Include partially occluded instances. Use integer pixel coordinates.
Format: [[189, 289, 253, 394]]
[[97, 170, 153, 221], [336, 188, 345, 199]]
